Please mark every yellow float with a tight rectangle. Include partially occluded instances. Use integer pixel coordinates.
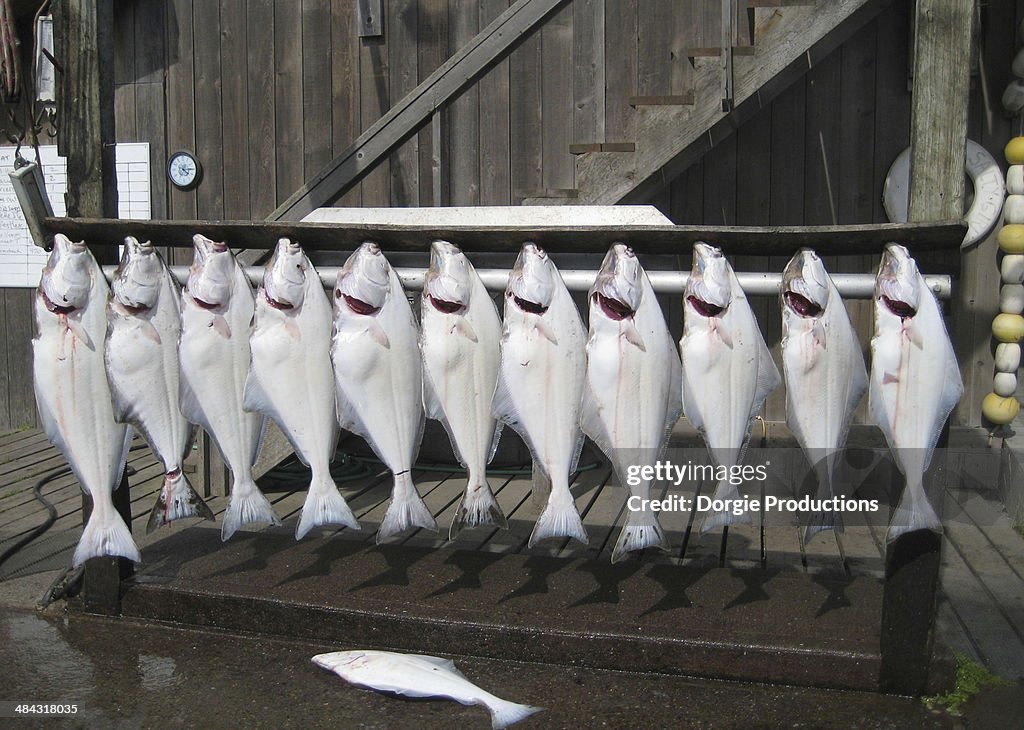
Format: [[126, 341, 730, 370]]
[[982, 392, 1021, 424]]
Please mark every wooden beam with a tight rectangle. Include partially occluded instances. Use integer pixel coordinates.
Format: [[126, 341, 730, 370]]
[[43, 216, 966, 258], [575, 0, 894, 205], [879, 0, 973, 697], [268, 0, 570, 223], [906, 0, 973, 225], [54, 0, 131, 615]]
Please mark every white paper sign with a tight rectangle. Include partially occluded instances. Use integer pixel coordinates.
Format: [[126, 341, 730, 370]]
[[0, 142, 151, 287]]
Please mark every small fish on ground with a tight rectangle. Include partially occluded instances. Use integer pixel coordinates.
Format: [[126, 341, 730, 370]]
[[312, 649, 543, 729]]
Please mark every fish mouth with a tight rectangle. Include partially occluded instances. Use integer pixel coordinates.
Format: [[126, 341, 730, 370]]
[[512, 295, 548, 315], [264, 289, 294, 310], [427, 294, 466, 315], [784, 291, 824, 318], [594, 292, 634, 321], [687, 295, 725, 318], [191, 296, 221, 310], [882, 295, 916, 319], [41, 290, 77, 315], [339, 293, 381, 316]]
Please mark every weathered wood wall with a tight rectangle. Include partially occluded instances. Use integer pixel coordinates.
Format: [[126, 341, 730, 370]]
[[0, 0, 1018, 429]]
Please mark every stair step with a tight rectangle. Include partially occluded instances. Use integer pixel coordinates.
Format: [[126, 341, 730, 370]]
[[569, 142, 636, 155], [687, 45, 757, 58], [630, 94, 695, 107]]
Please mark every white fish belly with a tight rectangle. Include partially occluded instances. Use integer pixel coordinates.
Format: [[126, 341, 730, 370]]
[[422, 312, 500, 473], [501, 326, 584, 479], [333, 315, 422, 471], [106, 310, 189, 468], [34, 315, 127, 496], [180, 305, 261, 473], [251, 315, 336, 468]]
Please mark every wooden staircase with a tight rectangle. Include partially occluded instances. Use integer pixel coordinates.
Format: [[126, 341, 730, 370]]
[[526, 0, 893, 206]]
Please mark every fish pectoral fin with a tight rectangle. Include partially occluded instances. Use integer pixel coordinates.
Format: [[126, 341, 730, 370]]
[[903, 320, 924, 349], [284, 318, 302, 341], [713, 319, 733, 349], [136, 320, 163, 345], [421, 370, 446, 422], [811, 320, 826, 351], [580, 384, 613, 460], [882, 371, 900, 385], [178, 375, 207, 429], [365, 321, 391, 349], [491, 370, 523, 435], [242, 371, 273, 415], [621, 322, 646, 351], [533, 318, 559, 345], [64, 315, 95, 351], [210, 315, 232, 339], [417, 655, 464, 676], [452, 316, 478, 343]]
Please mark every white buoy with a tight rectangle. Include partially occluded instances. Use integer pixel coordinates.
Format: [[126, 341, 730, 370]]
[[1004, 79, 1024, 115], [1001, 283, 1024, 314], [1002, 254, 1024, 284], [996, 343, 1022, 372], [1009, 166, 1024, 196], [995, 372, 1019, 397], [1007, 194, 1024, 223]]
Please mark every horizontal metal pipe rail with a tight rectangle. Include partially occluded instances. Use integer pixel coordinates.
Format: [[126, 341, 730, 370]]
[[101, 266, 953, 300]]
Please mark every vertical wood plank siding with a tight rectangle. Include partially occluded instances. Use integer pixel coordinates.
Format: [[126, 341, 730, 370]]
[[0, 1, 1008, 429]]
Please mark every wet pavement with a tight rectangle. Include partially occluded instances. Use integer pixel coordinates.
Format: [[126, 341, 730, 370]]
[[0, 604, 953, 729]]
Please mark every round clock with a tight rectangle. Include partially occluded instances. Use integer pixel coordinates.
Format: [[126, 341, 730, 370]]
[[167, 150, 202, 190]]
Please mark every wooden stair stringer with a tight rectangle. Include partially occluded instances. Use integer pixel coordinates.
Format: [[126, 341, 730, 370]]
[[572, 0, 895, 206]]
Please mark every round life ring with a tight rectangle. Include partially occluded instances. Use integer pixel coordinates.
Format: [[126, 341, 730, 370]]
[[883, 140, 1005, 249]]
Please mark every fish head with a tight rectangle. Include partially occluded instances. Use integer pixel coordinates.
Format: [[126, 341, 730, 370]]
[[876, 244, 920, 319], [782, 248, 830, 318], [591, 243, 643, 321], [39, 234, 92, 314], [263, 238, 308, 310], [506, 242, 557, 315], [311, 651, 373, 677], [424, 240, 472, 315], [111, 237, 163, 311], [334, 241, 391, 315], [187, 234, 234, 309], [685, 242, 732, 318]]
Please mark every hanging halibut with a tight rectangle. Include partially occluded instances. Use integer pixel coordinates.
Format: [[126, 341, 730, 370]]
[[246, 238, 359, 539], [493, 243, 589, 547], [32, 234, 139, 565], [781, 249, 867, 542], [869, 244, 962, 540], [582, 244, 682, 562], [106, 237, 214, 532], [179, 234, 280, 540], [420, 240, 507, 537], [680, 243, 781, 533], [331, 242, 436, 542]]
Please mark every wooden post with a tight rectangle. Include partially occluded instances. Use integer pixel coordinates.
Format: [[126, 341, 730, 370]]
[[54, 0, 129, 615], [881, 0, 973, 695]]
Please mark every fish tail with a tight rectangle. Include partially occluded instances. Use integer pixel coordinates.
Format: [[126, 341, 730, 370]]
[[699, 479, 753, 533], [295, 472, 360, 540], [146, 469, 215, 533], [887, 479, 942, 542], [450, 475, 508, 539], [376, 471, 437, 543], [74, 504, 141, 566], [611, 509, 668, 563], [529, 488, 587, 547], [221, 481, 282, 541], [487, 697, 544, 730], [804, 508, 844, 544]]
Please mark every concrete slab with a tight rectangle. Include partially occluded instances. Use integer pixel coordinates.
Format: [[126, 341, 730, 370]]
[[118, 525, 886, 692]]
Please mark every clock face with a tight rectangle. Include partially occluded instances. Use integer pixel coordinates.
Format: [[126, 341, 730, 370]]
[[168, 151, 201, 190]]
